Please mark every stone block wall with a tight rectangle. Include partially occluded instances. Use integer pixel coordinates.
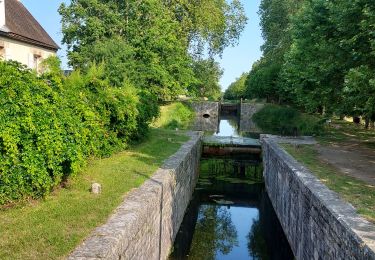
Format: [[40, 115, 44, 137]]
[[239, 103, 264, 132], [68, 132, 202, 260], [262, 137, 375, 260], [189, 101, 219, 118]]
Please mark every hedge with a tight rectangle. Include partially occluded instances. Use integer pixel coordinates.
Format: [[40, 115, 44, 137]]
[[0, 61, 158, 204]]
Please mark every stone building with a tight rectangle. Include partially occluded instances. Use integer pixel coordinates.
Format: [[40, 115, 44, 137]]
[[0, 0, 59, 72]]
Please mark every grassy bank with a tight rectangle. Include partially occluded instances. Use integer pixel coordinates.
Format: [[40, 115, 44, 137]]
[[253, 104, 324, 136], [0, 128, 189, 259], [318, 119, 375, 148], [152, 102, 194, 130], [282, 144, 375, 223]]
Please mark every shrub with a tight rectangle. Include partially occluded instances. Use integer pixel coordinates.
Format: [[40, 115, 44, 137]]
[[0, 61, 88, 203], [152, 102, 194, 130], [134, 90, 160, 140], [0, 61, 159, 204], [253, 105, 324, 136]]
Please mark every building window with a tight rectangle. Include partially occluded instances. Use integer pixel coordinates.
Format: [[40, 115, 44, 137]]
[[0, 47, 4, 60], [29, 53, 41, 71], [33, 54, 39, 71]]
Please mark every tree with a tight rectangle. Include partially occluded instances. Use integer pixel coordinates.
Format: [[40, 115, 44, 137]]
[[245, 58, 283, 103], [59, 0, 247, 100], [188, 58, 223, 100], [163, 0, 247, 56], [224, 72, 248, 100], [281, 0, 348, 114], [281, 0, 375, 117], [245, 0, 302, 104], [343, 66, 375, 128], [59, 0, 194, 100]]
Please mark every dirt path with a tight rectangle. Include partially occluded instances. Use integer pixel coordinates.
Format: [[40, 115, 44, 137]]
[[316, 142, 375, 186]]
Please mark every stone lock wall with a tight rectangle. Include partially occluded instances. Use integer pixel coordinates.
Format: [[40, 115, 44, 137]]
[[68, 132, 202, 260], [239, 103, 264, 132], [189, 101, 219, 118], [262, 137, 375, 260]]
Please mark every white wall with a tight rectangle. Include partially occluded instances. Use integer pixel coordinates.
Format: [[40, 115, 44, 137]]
[[0, 0, 5, 28], [0, 36, 56, 72]]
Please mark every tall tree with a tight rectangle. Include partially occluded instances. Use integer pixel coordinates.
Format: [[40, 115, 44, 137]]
[[163, 0, 247, 56], [59, 0, 194, 99], [59, 0, 247, 100], [245, 0, 302, 104], [281, 0, 346, 113], [188, 58, 223, 100], [224, 72, 248, 100]]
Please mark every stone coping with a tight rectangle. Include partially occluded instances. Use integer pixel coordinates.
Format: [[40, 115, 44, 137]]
[[68, 131, 202, 260], [262, 136, 375, 259]]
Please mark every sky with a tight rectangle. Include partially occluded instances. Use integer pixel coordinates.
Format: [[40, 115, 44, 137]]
[[219, 0, 263, 90], [22, 0, 263, 91]]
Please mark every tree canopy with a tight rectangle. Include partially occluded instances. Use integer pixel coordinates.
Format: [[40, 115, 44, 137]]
[[243, 0, 375, 127], [224, 72, 248, 100], [59, 0, 247, 100]]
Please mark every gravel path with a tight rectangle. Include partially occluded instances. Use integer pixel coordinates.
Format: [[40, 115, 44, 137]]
[[316, 143, 375, 186]]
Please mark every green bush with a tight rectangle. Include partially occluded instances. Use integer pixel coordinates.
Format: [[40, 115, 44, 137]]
[[153, 102, 194, 130], [253, 105, 324, 136], [0, 61, 159, 204], [133, 90, 160, 140]]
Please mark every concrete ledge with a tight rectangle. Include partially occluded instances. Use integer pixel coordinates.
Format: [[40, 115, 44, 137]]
[[68, 132, 202, 260], [262, 136, 375, 260]]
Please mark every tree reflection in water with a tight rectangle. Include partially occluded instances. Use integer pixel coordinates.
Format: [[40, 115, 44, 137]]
[[247, 217, 269, 259], [170, 158, 294, 260], [189, 205, 238, 259]]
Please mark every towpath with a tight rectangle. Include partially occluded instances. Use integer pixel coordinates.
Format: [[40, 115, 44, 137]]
[[316, 142, 375, 186]]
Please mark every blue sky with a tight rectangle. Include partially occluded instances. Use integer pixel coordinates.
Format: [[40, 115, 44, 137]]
[[22, 0, 263, 91], [219, 0, 263, 90]]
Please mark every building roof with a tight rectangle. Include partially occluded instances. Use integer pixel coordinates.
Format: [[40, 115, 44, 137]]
[[0, 0, 59, 51]]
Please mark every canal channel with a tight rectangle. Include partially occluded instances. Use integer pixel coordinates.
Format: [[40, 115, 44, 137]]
[[169, 107, 294, 259]]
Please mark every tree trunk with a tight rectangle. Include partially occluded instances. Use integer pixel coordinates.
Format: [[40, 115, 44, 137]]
[[365, 117, 370, 129]]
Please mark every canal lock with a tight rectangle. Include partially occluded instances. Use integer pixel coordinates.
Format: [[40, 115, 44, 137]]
[[170, 103, 295, 260]]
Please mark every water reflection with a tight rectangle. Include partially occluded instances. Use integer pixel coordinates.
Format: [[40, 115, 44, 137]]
[[192, 115, 260, 137], [215, 116, 240, 137], [189, 205, 239, 259], [170, 159, 294, 260]]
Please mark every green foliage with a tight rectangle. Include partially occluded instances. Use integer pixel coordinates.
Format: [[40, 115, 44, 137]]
[[0, 61, 86, 203], [169, 0, 248, 56], [0, 61, 159, 204], [343, 66, 375, 122], [244, 0, 301, 104], [246, 0, 375, 125], [59, 0, 246, 100], [253, 105, 324, 136], [134, 90, 160, 139], [0, 128, 189, 259], [188, 58, 223, 100], [40, 56, 63, 77], [224, 72, 248, 100], [245, 59, 283, 103], [152, 103, 194, 130]]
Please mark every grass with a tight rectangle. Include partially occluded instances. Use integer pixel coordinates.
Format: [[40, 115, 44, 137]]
[[318, 119, 375, 148], [0, 128, 189, 260], [282, 144, 375, 223], [152, 102, 194, 130], [252, 104, 324, 136]]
